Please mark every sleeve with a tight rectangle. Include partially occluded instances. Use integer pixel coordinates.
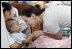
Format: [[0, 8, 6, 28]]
[[11, 34, 26, 44], [20, 33, 27, 38], [7, 33, 15, 46], [45, 17, 60, 34], [46, 23, 60, 34], [15, 36, 26, 44]]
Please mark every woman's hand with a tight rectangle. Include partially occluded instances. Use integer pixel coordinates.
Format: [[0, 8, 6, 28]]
[[33, 30, 44, 37], [32, 30, 44, 41], [43, 31, 62, 40]]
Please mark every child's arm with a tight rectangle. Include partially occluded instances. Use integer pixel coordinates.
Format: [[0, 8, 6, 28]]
[[22, 33, 35, 44]]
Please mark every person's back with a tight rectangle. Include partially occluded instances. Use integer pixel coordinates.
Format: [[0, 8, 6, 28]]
[[43, 5, 71, 34], [57, 5, 71, 28]]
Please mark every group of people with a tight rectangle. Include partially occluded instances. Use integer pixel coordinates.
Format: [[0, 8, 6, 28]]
[[2, 1, 71, 48], [2, 2, 42, 48]]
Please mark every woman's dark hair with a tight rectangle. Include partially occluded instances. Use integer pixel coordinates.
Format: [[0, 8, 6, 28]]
[[22, 4, 45, 17], [2, 2, 12, 13]]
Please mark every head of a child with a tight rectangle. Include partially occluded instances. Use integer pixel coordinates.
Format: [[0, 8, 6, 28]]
[[6, 19, 21, 33]]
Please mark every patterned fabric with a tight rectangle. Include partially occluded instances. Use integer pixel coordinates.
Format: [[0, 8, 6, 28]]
[[32, 32, 71, 48]]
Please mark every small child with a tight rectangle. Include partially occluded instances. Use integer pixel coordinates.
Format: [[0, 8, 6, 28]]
[[6, 19, 35, 48]]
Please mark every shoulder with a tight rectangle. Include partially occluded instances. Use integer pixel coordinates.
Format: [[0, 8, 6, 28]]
[[10, 33, 21, 38]]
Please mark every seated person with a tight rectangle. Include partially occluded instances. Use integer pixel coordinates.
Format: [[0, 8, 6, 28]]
[[2, 2, 31, 48], [6, 19, 35, 48]]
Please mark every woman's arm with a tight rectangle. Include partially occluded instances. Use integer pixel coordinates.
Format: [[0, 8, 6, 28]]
[[33, 30, 62, 40], [43, 31, 62, 40]]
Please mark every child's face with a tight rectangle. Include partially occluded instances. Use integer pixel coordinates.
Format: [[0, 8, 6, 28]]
[[11, 20, 21, 33]]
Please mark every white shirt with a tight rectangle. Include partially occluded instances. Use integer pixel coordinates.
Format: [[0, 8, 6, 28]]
[[1, 4, 10, 48], [43, 5, 71, 34], [13, 7, 19, 17]]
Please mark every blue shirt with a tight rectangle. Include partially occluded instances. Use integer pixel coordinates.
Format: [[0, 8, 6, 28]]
[[10, 32, 26, 44]]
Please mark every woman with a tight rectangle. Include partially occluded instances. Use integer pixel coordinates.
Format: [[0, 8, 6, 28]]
[[2, 2, 23, 48], [21, 5, 71, 40]]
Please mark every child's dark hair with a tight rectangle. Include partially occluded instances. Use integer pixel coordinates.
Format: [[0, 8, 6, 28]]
[[2, 2, 12, 13], [21, 4, 45, 17]]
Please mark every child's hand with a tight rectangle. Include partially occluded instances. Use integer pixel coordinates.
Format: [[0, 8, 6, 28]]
[[27, 34, 31, 38], [27, 44, 32, 48]]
